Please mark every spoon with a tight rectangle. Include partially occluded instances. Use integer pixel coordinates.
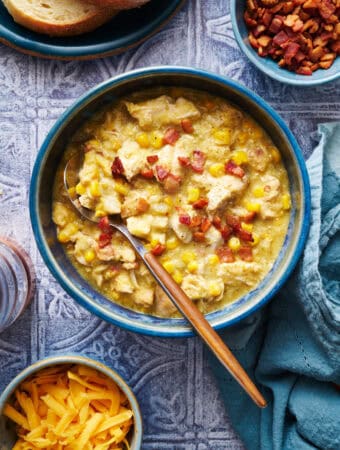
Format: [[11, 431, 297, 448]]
[[64, 153, 267, 408]]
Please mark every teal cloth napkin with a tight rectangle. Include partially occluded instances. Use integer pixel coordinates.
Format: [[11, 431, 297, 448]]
[[209, 122, 340, 450]]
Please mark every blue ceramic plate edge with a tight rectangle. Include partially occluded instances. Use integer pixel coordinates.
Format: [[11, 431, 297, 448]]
[[30, 66, 311, 338], [230, 0, 340, 86]]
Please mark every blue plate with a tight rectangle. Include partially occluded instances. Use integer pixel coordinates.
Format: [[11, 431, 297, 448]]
[[231, 0, 340, 86], [0, 0, 185, 59]]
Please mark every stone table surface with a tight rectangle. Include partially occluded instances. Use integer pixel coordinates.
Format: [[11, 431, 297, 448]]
[[0, 0, 339, 449]]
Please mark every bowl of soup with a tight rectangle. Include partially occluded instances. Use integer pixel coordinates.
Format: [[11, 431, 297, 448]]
[[29, 66, 311, 337]]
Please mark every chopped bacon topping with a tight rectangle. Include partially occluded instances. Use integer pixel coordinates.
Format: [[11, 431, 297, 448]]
[[239, 246, 253, 262], [163, 128, 180, 145], [193, 198, 209, 210], [163, 173, 182, 194], [178, 156, 191, 167], [236, 228, 254, 242], [216, 246, 235, 263], [189, 215, 203, 228], [212, 216, 222, 230], [225, 160, 245, 178], [200, 218, 212, 233], [225, 214, 241, 231], [140, 169, 154, 179], [155, 165, 169, 181], [179, 214, 191, 226], [147, 155, 159, 164], [111, 157, 125, 178], [181, 119, 194, 133], [191, 150, 206, 173], [136, 198, 150, 214], [151, 243, 166, 256], [240, 211, 257, 223], [220, 225, 232, 241], [99, 232, 112, 249], [98, 216, 111, 234], [193, 232, 206, 242]]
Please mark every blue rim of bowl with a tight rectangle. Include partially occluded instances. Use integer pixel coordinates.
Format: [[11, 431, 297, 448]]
[[0, 355, 143, 449], [30, 66, 311, 337], [230, 0, 340, 86], [0, 0, 185, 60]]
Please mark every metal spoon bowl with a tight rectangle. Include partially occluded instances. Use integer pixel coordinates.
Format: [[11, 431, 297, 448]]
[[64, 153, 267, 408]]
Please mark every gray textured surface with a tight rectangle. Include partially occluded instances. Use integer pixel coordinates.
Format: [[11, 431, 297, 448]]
[[0, 0, 339, 449]]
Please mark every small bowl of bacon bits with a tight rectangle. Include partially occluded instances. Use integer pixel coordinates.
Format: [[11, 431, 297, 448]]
[[231, 0, 340, 85], [0, 355, 143, 450]]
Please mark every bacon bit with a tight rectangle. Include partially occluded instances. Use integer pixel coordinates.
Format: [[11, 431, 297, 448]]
[[189, 215, 203, 228], [147, 155, 159, 164], [240, 211, 257, 223], [111, 157, 125, 178], [284, 42, 300, 64], [193, 232, 206, 242], [212, 216, 222, 230], [225, 214, 241, 230], [155, 165, 169, 181], [239, 246, 253, 262], [99, 233, 112, 249], [179, 214, 191, 226], [296, 66, 313, 75], [191, 150, 206, 173], [163, 128, 180, 145], [220, 225, 232, 240], [269, 16, 284, 33], [200, 218, 212, 233], [181, 119, 194, 133], [163, 173, 182, 194], [151, 243, 166, 256], [178, 156, 191, 167], [136, 198, 150, 214], [140, 169, 154, 179], [216, 246, 235, 263], [98, 216, 111, 234], [225, 160, 245, 178], [272, 30, 289, 47], [192, 198, 209, 210], [236, 228, 254, 242]]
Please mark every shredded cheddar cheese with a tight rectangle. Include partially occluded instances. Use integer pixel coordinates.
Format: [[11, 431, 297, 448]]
[[4, 364, 133, 450]]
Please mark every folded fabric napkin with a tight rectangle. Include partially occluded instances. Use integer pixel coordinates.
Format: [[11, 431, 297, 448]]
[[209, 122, 340, 450]]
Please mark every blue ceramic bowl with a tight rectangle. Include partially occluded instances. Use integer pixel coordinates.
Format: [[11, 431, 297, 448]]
[[29, 66, 311, 337], [230, 0, 340, 86], [0, 355, 143, 449], [0, 0, 184, 59]]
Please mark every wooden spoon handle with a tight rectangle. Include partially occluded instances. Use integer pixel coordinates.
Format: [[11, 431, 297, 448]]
[[144, 251, 267, 408]]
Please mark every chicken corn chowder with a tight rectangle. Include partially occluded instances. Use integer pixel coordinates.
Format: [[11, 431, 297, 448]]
[[52, 87, 291, 318]]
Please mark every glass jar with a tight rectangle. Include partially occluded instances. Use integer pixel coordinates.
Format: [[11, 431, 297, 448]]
[[0, 237, 35, 333]]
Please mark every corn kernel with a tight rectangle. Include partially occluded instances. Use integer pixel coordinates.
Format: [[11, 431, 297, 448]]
[[166, 237, 179, 250], [208, 254, 219, 265], [57, 231, 69, 243], [173, 271, 183, 284], [150, 131, 163, 149], [163, 261, 175, 274], [245, 202, 261, 213], [89, 180, 101, 197], [67, 223, 79, 235], [237, 131, 248, 145], [150, 239, 159, 248], [251, 233, 260, 246], [95, 209, 106, 218], [253, 186, 265, 198], [187, 187, 200, 203], [228, 237, 241, 251], [67, 187, 76, 197], [111, 291, 120, 300], [241, 222, 253, 232], [270, 147, 281, 163], [164, 196, 173, 207], [136, 132, 150, 148], [232, 150, 248, 165], [181, 251, 196, 264], [187, 261, 198, 273], [213, 128, 232, 145], [114, 182, 129, 196], [208, 163, 225, 177], [282, 194, 291, 210], [75, 183, 86, 196], [208, 282, 223, 297], [84, 249, 96, 263]]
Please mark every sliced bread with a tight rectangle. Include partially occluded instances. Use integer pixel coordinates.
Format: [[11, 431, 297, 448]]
[[2, 0, 118, 37], [87, 0, 150, 9]]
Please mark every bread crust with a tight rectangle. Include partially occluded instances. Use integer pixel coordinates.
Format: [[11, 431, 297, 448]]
[[2, 0, 118, 37], [87, 0, 150, 10]]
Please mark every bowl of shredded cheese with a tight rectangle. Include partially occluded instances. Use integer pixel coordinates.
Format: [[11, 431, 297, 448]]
[[0, 355, 143, 450]]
